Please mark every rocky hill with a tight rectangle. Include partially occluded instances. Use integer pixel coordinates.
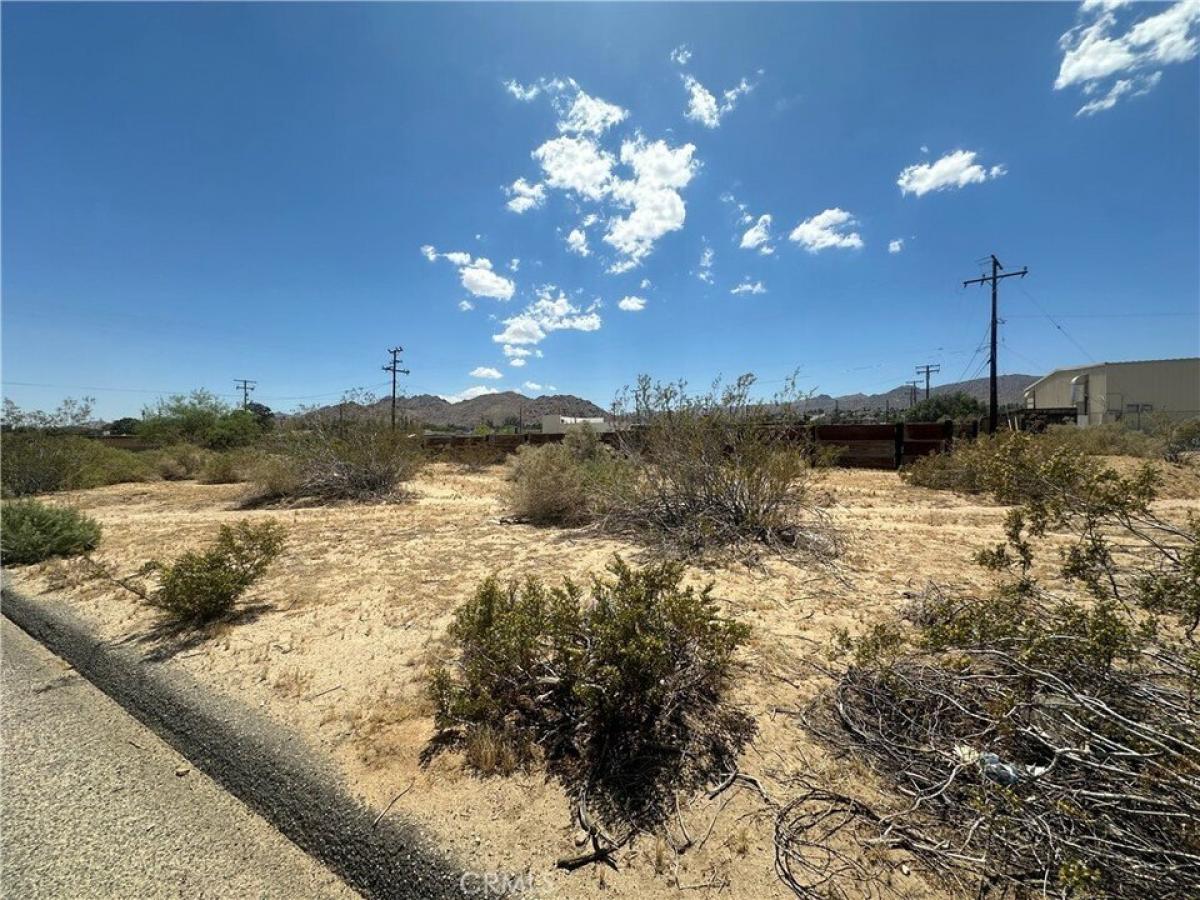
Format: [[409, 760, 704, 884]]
[[313, 391, 608, 430], [811, 374, 1039, 413]]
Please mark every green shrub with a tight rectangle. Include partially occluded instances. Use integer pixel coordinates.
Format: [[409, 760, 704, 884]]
[[430, 558, 755, 836], [249, 419, 424, 503], [1163, 417, 1200, 463], [1, 499, 102, 565], [147, 520, 286, 624], [505, 428, 628, 525], [609, 374, 829, 556], [1041, 421, 1164, 458], [138, 390, 267, 450], [198, 449, 251, 484], [904, 391, 986, 423], [146, 443, 210, 481], [2, 433, 154, 496]]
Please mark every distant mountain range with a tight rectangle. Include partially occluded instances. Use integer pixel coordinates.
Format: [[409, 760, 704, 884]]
[[316, 391, 607, 429], [806, 374, 1040, 413], [307, 375, 1040, 428]]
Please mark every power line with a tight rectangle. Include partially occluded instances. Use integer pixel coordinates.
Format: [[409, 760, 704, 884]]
[[963, 254, 1029, 434], [1015, 282, 1096, 363]]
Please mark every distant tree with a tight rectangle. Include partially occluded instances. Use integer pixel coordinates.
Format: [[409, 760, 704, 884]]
[[138, 390, 267, 449], [246, 401, 275, 430], [2, 396, 96, 432], [108, 417, 141, 436], [905, 391, 986, 423]]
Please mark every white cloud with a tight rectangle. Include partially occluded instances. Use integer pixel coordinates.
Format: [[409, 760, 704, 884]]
[[1076, 70, 1163, 114], [669, 44, 692, 66], [523, 381, 544, 392], [788, 208, 864, 252], [603, 137, 699, 271], [920, 144, 930, 154], [519, 78, 699, 273], [730, 280, 766, 295], [639, 278, 651, 289], [502, 344, 532, 358], [896, 150, 1006, 197], [459, 299, 475, 311], [558, 88, 628, 136], [566, 228, 590, 256], [697, 245, 715, 283], [492, 286, 602, 346], [509, 258, 520, 272], [682, 75, 755, 128], [532, 135, 616, 201], [425, 249, 517, 301], [740, 213, 774, 255], [505, 178, 546, 213], [460, 258, 516, 300], [504, 79, 544, 101], [470, 366, 503, 379], [1055, 1, 1197, 113], [618, 295, 647, 311], [888, 238, 904, 254], [510, 357, 527, 367], [440, 385, 501, 403]]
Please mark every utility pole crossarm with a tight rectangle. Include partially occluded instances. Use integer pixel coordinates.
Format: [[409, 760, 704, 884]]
[[381, 346, 411, 432], [961, 254, 1029, 434]]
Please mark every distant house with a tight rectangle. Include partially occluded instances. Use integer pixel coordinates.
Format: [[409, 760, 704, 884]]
[[1023, 358, 1199, 427], [540, 415, 612, 435]]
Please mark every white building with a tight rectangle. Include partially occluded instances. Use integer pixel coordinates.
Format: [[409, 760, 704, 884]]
[[1023, 358, 1200, 427], [540, 415, 612, 435]]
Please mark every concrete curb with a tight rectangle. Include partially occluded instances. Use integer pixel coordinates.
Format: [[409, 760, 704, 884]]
[[2, 586, 463, 900]]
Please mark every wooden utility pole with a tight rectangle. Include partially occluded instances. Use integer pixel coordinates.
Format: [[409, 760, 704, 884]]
[[915, 364, 940, 400], [234, 379, 257, 410], [963, 255, 1028, 433], [905, 380, 921, 408], [381, 347, 410, 432]]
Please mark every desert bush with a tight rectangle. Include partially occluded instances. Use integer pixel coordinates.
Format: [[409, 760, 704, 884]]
[[794, 440, 1200, 898], [249, 418, 424, 503], [1041, 421, 1165, 458], [146, 520, 286, 624], [1, 499, 101, 565], [505, 427, 628, 525], [1163, 416, 1200, 463], [198, 449, 252, 484], [2, 433, 154, 497], [608, 374, 830, 557], [146, 443, 211, 481], [430, 558, 755, 848]]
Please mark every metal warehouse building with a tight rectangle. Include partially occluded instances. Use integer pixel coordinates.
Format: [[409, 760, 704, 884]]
[[1023, 357, 1200, 427]]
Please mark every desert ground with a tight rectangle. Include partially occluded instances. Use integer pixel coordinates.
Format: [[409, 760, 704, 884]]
[[8, 459, 1199, 899]]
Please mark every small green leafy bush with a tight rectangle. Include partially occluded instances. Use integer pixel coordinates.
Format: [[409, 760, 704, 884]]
[[1, 499, 101, 565], [147, 520, 286, 624], [137, 390, 267, 450], [430, 558, 755, 834]]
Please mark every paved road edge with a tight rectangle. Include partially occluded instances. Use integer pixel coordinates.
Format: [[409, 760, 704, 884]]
[[1, 585, 463, 900]]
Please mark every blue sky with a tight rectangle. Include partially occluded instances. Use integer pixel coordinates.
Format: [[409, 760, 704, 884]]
[[3, 1, 1198, 418]]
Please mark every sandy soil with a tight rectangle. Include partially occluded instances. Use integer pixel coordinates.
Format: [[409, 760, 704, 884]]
[[8, 459, 1199, 899]]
